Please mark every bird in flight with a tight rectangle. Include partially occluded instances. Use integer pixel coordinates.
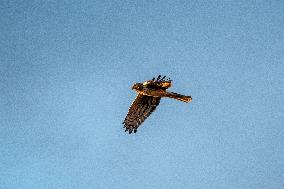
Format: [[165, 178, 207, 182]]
[[123, 75, 192, 134]]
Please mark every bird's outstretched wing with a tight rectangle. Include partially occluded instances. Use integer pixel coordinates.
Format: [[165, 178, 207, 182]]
[[123, 94, 161, 134]]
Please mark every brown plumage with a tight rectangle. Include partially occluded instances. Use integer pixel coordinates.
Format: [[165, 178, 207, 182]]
[[123, 75, 192, 134]]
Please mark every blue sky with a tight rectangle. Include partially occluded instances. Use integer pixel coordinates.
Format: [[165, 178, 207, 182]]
[[1, 1, 283, 188]]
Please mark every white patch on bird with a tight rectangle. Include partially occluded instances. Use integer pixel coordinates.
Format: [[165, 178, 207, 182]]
[[143, 81, 151, 86]]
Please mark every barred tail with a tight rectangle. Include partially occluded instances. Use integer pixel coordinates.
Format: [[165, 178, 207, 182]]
[[165, 92, 192, 103]]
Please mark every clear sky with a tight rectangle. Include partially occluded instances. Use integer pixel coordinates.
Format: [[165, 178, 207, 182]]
[[1, 1, 283, 189]]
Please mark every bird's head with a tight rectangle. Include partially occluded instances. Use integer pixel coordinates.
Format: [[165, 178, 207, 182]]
[[131, 83, 143, 91]]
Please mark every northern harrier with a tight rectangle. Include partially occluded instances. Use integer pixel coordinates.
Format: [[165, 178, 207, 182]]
[[123, 75, 192, 134]]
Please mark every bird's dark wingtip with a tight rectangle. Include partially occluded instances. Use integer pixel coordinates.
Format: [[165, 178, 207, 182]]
[[154, 75, 171, 82]]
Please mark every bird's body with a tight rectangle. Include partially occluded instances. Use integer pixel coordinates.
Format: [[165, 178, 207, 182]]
[[123, 75, 192, 134]]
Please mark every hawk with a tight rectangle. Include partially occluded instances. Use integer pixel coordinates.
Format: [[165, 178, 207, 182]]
[[123, 75, 192, 134]]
